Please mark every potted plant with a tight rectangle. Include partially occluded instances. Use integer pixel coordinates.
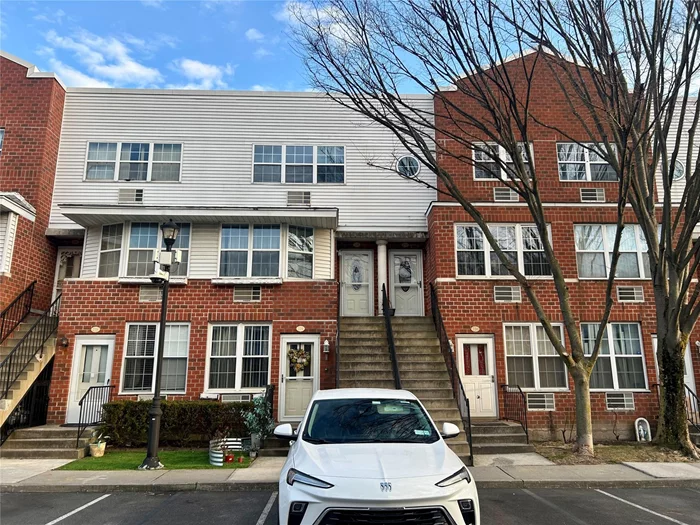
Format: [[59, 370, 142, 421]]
[[89, 432, 110, 458], [245, 395, 274, 458], [209, 427, 232, 467]]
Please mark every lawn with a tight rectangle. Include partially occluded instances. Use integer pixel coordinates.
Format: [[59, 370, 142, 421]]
[[534, 441, 699, 465], [58, 449, 252, 471]]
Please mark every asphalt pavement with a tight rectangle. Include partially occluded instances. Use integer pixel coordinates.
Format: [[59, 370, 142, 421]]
[[2, 487, 700, 525]]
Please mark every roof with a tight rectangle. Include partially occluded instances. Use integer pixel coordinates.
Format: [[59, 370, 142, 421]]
[[0, 50, 66, 90], [312, 388, 418, 401], [0, 192, 37, 222]]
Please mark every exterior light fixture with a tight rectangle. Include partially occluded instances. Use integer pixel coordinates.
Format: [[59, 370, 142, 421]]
[[160, 220, 180, 251]]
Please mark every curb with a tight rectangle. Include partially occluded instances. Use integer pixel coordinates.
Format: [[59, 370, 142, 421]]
[[3, 479, 700, 493]]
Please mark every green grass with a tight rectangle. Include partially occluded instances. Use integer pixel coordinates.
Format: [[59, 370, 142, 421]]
[[58, 449, 252, 471]]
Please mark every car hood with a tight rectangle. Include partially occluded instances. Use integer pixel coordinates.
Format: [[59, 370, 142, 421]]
[[292, 439, 464, 480]]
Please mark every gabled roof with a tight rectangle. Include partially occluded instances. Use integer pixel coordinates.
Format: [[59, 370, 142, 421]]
[[0, 192, 37, 222], [0, 50, 66, 90]]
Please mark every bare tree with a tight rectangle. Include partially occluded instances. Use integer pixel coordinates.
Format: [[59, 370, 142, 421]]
[[289, 0, 637, 455]]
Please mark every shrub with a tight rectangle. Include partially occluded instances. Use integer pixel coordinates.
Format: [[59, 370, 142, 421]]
[[101, 400, 253, 447]]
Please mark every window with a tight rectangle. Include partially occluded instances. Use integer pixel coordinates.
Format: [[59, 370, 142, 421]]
[[473, 142, 532, 179], [504, 324, 568, 390], [288, 225, 313, 279], [98, 224, 123, 278], [557, 143, 617, 181], [85, 142, 182, 181], [220, 225, 281, 278], [582, 323, 646, 390], [207, 324, 270, 391], [397, 156, 420, 178], [671, 161, 685, 181], [574, 224, 650, 279], [456, 224, 551, 277], [0, 128, 4, 155], [127, 223, 158, 277], [166, 223, 190, 277], [122, 323, 190, 393], [252, 145, 345, 184]]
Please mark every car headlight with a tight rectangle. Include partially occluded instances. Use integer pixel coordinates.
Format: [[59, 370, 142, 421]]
[[436, 466, 472, 487], [286, 468, 334, 489]]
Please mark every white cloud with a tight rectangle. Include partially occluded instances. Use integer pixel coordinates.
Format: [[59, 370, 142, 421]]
[[245, 28, 264, 42], [253, 48, 272, 59], [141, 0, 164, 7], [48, 59, 112, 88], [250, 84, 276, 91], [169, 58, 235, 89], [33, 9, 66, 24]]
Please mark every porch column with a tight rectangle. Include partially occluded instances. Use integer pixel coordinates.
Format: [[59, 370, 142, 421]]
[[377, 240, 388, 314]]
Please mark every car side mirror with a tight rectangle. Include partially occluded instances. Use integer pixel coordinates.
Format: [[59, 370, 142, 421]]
[[274, 423, 297, 441], [441, 422, 460, 439]]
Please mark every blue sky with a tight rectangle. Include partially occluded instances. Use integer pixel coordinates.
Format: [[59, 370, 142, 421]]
[[0, 0, 312, 91]]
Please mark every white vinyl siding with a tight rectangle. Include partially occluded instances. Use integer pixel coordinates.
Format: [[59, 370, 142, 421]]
[[0, 212, 18, 275], [82, 226, 101, 278], [51, 92, 435, 233], [656, 99, 698, 204], [313, 228, 332, 279]]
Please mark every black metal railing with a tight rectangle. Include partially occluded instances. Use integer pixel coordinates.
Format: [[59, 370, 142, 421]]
[[76, 383, 115, 447], [0, 294, 61, 400], [501, 384, 529, 442], [429, 283, 473, 466], [686, 384, 700, 434], [381, 284, 401, 390], [0, 281, 36, 344], [335, 281, 341, 389]]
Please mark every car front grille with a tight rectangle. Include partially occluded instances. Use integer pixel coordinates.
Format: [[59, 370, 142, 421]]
[[318, 507, 452, 525]]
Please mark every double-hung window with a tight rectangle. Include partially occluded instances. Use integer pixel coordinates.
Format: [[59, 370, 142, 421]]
[[122, 323, 190, 393], [220, 225, 281, 277], [288, 226, 314, 279], [253, 145, 345, 183], [504, 324, 568, 390], [317, 146, 344, 183], [85, 142, 182, 181], [285, 146, 314, 183], [473, 142, 532, 179], [98, 224, 123, 278], [166, 223, 190, 277], [574, 224, 650, 279], [208, 324, 271, 391], [557, 143, 617, 181], [253, 145, 283, 183], [0, 128, 5, 156], [582, 323, 646, 390], [127, 223, 158, 277], [456, 224, 551, 277]]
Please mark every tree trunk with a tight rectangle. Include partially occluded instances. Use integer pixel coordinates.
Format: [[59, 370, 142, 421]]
[[656, 336, 699, 458], [570, 367, 594, 455]]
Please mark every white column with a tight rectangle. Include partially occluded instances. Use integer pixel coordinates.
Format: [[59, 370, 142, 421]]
[[376, 240, 388, 314]]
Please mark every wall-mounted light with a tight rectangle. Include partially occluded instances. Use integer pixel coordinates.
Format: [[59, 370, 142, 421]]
[[60, 336, 69, 348], [323, 339, 330, 360]]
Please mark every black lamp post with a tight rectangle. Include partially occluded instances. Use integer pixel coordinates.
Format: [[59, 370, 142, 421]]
[[140, 220, 180, 470]]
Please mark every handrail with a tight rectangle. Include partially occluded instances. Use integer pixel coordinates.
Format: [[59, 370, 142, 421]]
[[381, 284, 402, 390], [76, 383, 114, 447], [429, 283, 473, 466], [501, 384, 529, 443], [335, 281, 341, 389], [0, 294, 60, 400], [0, 281, 36, 344], [685, 384, 700, 434]]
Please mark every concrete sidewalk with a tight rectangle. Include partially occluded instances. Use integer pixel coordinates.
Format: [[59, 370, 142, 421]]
[[1, 457, 700, 492]]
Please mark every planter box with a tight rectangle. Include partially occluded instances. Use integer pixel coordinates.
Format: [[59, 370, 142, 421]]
[[209, 438, 243, 467]]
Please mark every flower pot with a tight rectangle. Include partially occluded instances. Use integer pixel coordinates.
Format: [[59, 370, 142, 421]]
[[209, 439, 224, 467], [249, 450, 258, 459], [89, 442, 106, 458]]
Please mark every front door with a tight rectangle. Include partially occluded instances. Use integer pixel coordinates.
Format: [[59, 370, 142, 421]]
[[66, 336, 115, 424], [280, 335, 320, 420], [457, 336, 497, 418], [341, 251, 373, 316], [53, 248, 82, 300], [389, 251, 424, 316]]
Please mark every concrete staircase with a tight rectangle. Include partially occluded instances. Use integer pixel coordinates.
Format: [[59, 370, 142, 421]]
[[338, 317, 395, 389], [471, 420, 535, 455], [0, 425, 91, 459]]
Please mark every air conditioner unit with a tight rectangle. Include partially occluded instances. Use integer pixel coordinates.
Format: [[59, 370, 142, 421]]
[[580, 188, 605, 202], [494, 285, 522, 303], [233, 285, 262, 303], [493, 187, 519, 202], [616, 286, 644, 303], [139, 285, 163, 302], [527, 392, 555, 411], [118, 188, 144, 204], [137, 394, 168, 401], [221, 394, 252, 403], [287, 191, 311, 206], [606, 392, 635, 411]]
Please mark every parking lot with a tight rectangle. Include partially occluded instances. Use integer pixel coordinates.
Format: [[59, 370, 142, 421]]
[[2, 487, 700, 525]]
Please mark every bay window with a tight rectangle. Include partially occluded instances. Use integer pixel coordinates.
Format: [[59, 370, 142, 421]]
[[288, 225, 313, 279], [207, 324, 271, 391], [504, 324, 568, 390], [574, 224, 650, 279], [127, 222, 158, 277], [98, 223, 123, 278], [220, 225, 281, 278], [582, 323, 647, 390]]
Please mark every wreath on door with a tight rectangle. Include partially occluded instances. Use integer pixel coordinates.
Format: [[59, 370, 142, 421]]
[[288, 346, 310, 374]]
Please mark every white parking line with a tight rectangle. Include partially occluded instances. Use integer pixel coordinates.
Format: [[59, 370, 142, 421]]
[[521, 489, 590, 525], [595, 489, 690, 525], [255, 491, 278, 525], [44, 494, 111, 525]]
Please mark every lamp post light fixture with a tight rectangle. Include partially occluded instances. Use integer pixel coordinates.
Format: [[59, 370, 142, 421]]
[[140, 220, 180, 470]]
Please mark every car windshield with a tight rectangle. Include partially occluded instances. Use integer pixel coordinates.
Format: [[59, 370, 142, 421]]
[[302, 398, 440, 444]]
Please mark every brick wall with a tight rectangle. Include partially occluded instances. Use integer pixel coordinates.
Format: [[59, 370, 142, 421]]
[[0, 56, 65, 310], [47, 279, 338, 424]]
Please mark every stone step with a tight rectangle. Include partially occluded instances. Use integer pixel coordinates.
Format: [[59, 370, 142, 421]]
[[339, 370, 394, 381], [11, 426, 87, 440], [399, 371, 449, 381], [390, 317, 435, 325], [472, 443, 536, 455], [340, 317, 384, 324], [425, 408, 462, 420], [401, 379, 449, 389], [446, 442, 472, 455], [471, 423, 525, 435], [2, 437, 91, 450], [339, 339, 389, 348], [338, 353, 391, 363], [392, 337, 440, 346], [408, 388, 454, 399], [0, 448, 87, 460], [342, 331, 389, 340], [420, 398, 461, 410], [339, 363, 394, 372], [394, 345, 441, 355], [471, 433, 529, 445], [338, 379, 396, 389], [396, 353, 444, 363], [397, 361, 448, 371]]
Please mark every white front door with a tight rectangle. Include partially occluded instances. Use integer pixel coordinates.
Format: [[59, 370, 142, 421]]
[[457, 336, 497, 418], [341, 251, 373, 316], [66, 336, 115, 424], [280, 335, 320, 420], [389, 251, 424, 316], [53, 248, 83, 300]]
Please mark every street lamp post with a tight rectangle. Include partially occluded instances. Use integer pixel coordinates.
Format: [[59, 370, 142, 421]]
[[140, 220, 180, 470]]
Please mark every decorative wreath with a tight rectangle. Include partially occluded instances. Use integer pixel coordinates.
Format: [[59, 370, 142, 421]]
[[288, 347, 310, 374]]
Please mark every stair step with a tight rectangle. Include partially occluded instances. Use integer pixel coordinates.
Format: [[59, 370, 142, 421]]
[[397, 362, 448, 371], [0, 448, 87, 460], [339, 370, 394, 380], [339, 363, 394, 372], [338, 354, 391, 363], [420, 398, 461, 410], [342, 331, 389, 340], [11, 426, 88, 439], [339, 339, 389, 348], [392, 338, 440, 346], [471, 433, 529, 445], [399, 371, 449, 381], [338, 379, 396, 388], [401, 379, 449, 389], [2, 437, 91, 450], [445, 442, 472, 455], [407, 388, 454, 399], [390, 317, 435, 325], [472, 443, 536, 455], [396, 353, 444, 362], [471, 423, 525, 435]]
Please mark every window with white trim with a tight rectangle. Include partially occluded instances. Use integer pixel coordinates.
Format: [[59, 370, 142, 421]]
[[127, 222, 158, 277], [582, 323, 646, 390], [557, 143, 617, 181], [252, 145, 345, 184], [456, 224, 551, 277], [85, 142, 182, 182], [98, 224, 123, 278], [317, 146, 344, 183], [207, 324, 271, 391], [505, 324, 568, 390], [473, 142, 532, 179], [122, 323, 190, 393], [166, 223, 190, 277], [220, 225, 281, 277], [285, 146, 314, 184], [0, 128, 6, 156], [574, 224, 650, 279], [288, 225, 313, 279]]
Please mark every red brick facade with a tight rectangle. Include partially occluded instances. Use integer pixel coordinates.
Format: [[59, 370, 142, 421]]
[[0, 56, 65, 310]]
